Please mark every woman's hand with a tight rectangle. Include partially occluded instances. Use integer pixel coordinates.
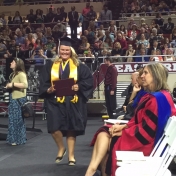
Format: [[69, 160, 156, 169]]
[[109, 124, 122, 135], [109, 124, 127, 137], [47, 86, 56, 94], [5, 83, 13, 89], [72, 84, 79, 91], [133, 83, 141, 92]]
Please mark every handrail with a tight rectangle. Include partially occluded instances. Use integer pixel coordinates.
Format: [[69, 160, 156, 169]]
[[120, 11, 176, 16]]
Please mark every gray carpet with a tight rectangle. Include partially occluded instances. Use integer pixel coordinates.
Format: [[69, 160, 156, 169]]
[[0, 117, 175, 176]]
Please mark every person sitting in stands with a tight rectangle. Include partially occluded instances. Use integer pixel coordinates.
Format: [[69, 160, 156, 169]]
[[85, 62, 176, 176]]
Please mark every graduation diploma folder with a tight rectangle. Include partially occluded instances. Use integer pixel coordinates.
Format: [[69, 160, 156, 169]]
[[53, 78, 76, 97]]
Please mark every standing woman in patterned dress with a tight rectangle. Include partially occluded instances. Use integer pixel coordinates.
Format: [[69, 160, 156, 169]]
[[5, 58, 28, 146]]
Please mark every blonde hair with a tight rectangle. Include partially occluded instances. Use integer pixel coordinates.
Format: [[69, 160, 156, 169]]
[[54, 47, 80, 66], [114, 42, 121, 49], [145, 63, 170, 92]]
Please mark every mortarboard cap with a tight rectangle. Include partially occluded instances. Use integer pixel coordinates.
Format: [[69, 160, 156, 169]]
[[60, 37, 76, 47]]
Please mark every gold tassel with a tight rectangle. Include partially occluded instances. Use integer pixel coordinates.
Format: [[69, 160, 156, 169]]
[[70, 95, 78, 103], [57, 96, 65, 103]]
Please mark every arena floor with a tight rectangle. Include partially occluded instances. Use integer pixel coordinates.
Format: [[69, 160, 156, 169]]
[[0, 116, 176, 176]]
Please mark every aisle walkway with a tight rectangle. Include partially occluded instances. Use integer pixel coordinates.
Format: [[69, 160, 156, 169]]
[[0, 117, 101, 176], [0, 117, 176, 176]]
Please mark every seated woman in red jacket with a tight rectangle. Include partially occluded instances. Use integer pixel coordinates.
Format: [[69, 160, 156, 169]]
[[85, 63, 176, 176]]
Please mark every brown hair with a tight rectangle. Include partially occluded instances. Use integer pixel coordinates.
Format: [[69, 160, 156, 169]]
[[145, 63, 170, 92], [14, 58, 26, 75]]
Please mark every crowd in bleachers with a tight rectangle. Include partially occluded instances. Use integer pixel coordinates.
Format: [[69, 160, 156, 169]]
[[0, 0, 102, 5], [0, 0, 176, 78], [122, 0, 176, 16]]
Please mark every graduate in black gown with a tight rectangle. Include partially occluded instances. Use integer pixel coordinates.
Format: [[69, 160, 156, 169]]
[[39, 37, 93, 166]]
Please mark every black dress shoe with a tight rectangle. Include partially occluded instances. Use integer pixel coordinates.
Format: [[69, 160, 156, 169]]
[[55, 149, 66, 164]]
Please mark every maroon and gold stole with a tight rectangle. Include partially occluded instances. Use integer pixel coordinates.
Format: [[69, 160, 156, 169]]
[[51, 58, 78, 103]]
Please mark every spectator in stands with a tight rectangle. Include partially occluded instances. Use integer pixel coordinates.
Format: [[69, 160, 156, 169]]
[[163, 48, 175, 61], [60, 6, 67, 23], [108, 26, 116, 43], [130, 9, 140, 17], [100, 36, 112, 53], [136, 33, 150, 50], [7, 16, 13, 26], [163, 17, 174, 34], [0, 39, 7, 58], [87, 5, 97, 22], [155, 13, 164, 27], [125, 44, 136, 62], [52, 7, 64, 23], [149, 19, 157, 30], [12, 45, 24, 60], [149, 49, 163, 61], [170, 27, 176, 41], [37, 32, 47, 45], [25, 23, 33, 34], [162, 37, 171, 48], [148, 40, 161, 55], [0, 30, 10, 42], [87, 26, 95, 44], [162, 42, 170, 55], [16, 31, 24, 45], [46, 7, 55, 23], [136, 27, 150, 41], [52, 26, 63, 42], [127, 18, 136, 30], [45, 27, 52, 38], [20, 38, 29, 51], [127, 24, 139, 41], [99, 24, 105, 35], [1, 13, 7, 25], [82, 2, 90, 34], [15, 31, 25, 45], [68, 6, 79, 39], [39, 23, 46, 34], [96, 30, 104, 41], [24, 43, 34, 59], [13, 11, 22, 24], [4, 25, 12, 37], [27, 33, 35, 45], [45, 37, 56, 56], [114, 32, 128, 53], [99, 4, 112, 28], [31, 48, 47, 64], [111, 42, 122, 62], [101, 48, 110, 57], [119, 25, 127, 37], [35, 9, 44, 23], [53, 21, 66, 34], [6, 58, 28, 146], [149, 28, 164, 47], [135, 48, 149, 62], [26, 9, 35, 23], [78, 36, 90, 55], [35, 38, 43, 50], [43, 44, 53, 58]]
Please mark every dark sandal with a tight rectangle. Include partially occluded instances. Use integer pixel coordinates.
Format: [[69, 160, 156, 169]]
[[68, 160, 76, 166], [55, 149, 66, 164]]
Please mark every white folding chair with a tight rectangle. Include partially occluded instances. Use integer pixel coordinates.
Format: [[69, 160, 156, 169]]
[[115, 116, 176, 176]]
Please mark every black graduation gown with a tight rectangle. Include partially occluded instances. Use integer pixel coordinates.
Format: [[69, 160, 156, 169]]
[[39, 60, 93, 136]]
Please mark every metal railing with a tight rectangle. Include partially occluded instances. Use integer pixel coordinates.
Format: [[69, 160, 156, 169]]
[[120, 11, 176, 17], [23, 54, 176, 64]]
